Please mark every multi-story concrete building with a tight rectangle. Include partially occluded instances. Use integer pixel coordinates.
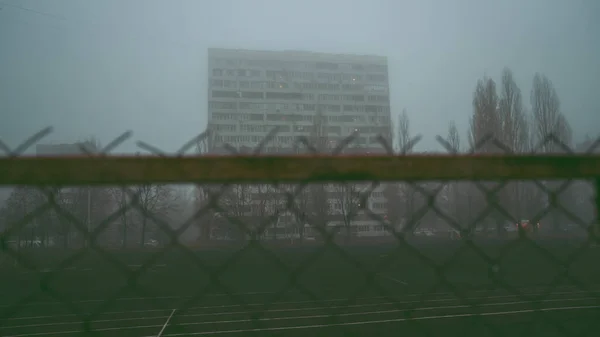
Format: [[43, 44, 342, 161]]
[[206, 48, 394, 238], [207, 48, 392, 154]]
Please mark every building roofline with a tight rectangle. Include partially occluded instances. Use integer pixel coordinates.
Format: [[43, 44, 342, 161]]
[[207, 48, 388, 64]]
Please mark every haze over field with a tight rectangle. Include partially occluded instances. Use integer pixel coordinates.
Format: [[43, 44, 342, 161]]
[[0, 0, 598, 154]]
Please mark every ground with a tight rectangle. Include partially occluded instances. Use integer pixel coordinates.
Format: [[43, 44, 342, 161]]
[[1, 238, 599, 336]]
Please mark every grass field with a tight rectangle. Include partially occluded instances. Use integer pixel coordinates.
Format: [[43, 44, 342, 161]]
[[1, 237, 599, 336]]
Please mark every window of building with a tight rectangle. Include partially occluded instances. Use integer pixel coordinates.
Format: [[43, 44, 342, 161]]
[[302, 104, 315, 111], [294, 125, 314, 132], [213, 124, 236, 132], [266, 92, 303, 100], [240, 91, 264, 99], [239, 102, 264, 110], [328, 126, 342, 134], [209, 101, 236, 110], [212, 90, 239, 98], [324, 104, 341, 112], [368, 95, 389, 102], [249, 114, 264, 121], [367, 74, 387, 82], [343, 74, 362, 82], [366, 85, 387, 92], [315, 62, 338, 70], [365, 105, 390, 113], [223, 80, 236, 88]]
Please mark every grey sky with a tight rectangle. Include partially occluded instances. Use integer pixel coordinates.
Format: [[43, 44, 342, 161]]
[[1, 0, 598, 154]]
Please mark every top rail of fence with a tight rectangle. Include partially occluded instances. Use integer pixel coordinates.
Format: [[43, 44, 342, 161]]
[[1, 154, 600, 185], [2, 129, 599, 185]]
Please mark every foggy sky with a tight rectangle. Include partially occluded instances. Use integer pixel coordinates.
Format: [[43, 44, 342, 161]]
[[1, 0, 598, 154]]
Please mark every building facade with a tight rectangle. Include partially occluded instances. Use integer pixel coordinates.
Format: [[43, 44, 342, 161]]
[[207, 48, 392, 154], [206, 48, 394, 238]]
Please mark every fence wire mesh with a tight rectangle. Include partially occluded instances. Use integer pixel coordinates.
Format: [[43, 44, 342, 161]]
[[0, 128, 600, 337]]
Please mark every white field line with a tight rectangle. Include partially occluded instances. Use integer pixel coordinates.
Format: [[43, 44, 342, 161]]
[[0, 290, 289, 308], [0, 283, 591, 309], [4, 300, 600, 337], [5, 293, 597, 329], [157, 309, 176, 337], [2, 293, 598, 331], [153, 305, 600, 337], [2, 284, 597, 318]]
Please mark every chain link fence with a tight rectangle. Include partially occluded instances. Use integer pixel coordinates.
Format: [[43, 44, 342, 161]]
[[0, 128, 599, 337]]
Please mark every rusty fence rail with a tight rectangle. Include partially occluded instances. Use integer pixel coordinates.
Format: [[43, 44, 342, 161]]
[[0, 129, 599, 337]]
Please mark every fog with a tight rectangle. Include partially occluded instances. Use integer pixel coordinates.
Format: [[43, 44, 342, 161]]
[[1, 0, 599, 153]]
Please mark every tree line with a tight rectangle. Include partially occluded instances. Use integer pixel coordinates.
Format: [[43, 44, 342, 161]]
[[0, 141, 188, 249], [388, 68, 596, 237]]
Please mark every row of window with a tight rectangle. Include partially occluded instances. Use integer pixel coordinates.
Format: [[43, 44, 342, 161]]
[[212, 103, 391, 115], [212, 112, 389, 125], [210, 101, 391, 115], [212, 90, 389, 103], [213, 136, 388, 148], [211, 143, 390, 155], [211, 58, 388, 73], [211, 69, 388, 83], [211, 123, 389, 136], [211, 79, 386, 93]]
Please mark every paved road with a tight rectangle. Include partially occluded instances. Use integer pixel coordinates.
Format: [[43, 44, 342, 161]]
[[1, 285, 599, 337]]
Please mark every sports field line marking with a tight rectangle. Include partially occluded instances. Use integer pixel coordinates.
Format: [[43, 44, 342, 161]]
[[4, 291, 593, 327], [378, 273, 407, 285], [6, 303, 599, 337], [157, 309, 176, 337], [0, 290, 290, 308], [3, 284, 597, 317], [4, 294, 597, 330], [150, 305, 600, 336]]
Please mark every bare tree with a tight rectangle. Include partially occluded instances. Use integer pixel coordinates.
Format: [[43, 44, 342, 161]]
[[395, 109, 417, 233], [530, 73, 574, 232], [328, 183, 361, 241], [217, 184, 252, 241], [109, 187, 136, 248], [133, 184, 180, 247], [444, 122, 465, 227], [3, 187, 42, 249], [469, 76, 500, 151], [306, 104, 330, 239], [330, 141, 364, 241], [397, 109, 411, 153], [498, 68, 526, 151], [194, 128, 219, 243], [469, 76, 503, 235], [252, 184, 280, 240], [497, 68, 529, 227], [531, 73, 563, 152], [446, 121, 461, 152]]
